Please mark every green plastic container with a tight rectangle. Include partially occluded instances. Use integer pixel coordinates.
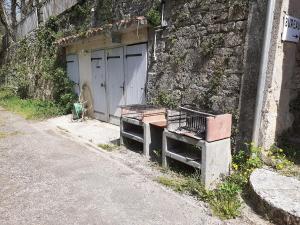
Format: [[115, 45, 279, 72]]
[[73, 102, 84, 120]]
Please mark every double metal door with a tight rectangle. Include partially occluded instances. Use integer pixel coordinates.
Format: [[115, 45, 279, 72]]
[[91, 44, 147, 124]]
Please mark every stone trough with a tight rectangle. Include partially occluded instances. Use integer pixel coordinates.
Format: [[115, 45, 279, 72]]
[[250, 168, 300, 225]]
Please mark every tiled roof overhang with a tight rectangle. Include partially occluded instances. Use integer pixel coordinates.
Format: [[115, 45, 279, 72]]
[[55, 16, 149, 47]]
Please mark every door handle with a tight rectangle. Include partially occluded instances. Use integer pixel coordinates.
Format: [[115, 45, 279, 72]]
[[101, 83, 106, 88]]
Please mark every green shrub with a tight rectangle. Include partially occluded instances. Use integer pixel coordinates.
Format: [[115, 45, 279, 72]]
[[0, 0, 95, 114], [266, 145, 295, 173], [153, 91, 178, 109], [1, 15, 77, 114], [0, 88, 64, 120], [146, 8, 161, 26], [210, 181, 242, 219]]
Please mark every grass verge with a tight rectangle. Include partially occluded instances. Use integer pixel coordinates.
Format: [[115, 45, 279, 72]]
[[0, 88, 64, 120], [157, 143, 263, 220], [156, 175, 242, 220], [157, 143, 298, 220]]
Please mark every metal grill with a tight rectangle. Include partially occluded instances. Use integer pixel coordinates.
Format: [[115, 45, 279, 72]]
[[167, 105, 217, 138]]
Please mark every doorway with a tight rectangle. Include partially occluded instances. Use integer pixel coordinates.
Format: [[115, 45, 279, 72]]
[[90, 43, 148, 125]]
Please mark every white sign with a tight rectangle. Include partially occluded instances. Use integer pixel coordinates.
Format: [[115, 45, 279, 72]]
[[282, 15, 300, 43]]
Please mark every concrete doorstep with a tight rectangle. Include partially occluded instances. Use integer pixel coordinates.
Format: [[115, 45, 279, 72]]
[[47, 115, 120, 146]]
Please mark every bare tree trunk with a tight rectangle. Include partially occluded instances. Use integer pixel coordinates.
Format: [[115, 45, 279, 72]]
[[27, 0, 34, 11], [0, 0, 15, 41], [20, 0, 27, 19], [11, 0, 17, 29], [10, 0, 17, 40], [34, 0, 41, 23]]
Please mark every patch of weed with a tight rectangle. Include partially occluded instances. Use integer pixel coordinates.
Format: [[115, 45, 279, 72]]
[[146, 8, 161, 26], [157, 143, 263, 220], [267, 145, 294, 171], [152, 90, 178, 109], [157, 174, 241, 219], [265, 145, 300, 178], [210, 181, 242, 219], [98, 144, 119, 152]]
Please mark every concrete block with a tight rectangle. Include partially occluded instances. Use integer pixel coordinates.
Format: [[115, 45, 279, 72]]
[[166, 109, 232, 142], [143, 123, 151, 157], [162, 130, 231, 189], [120, 117, 164, 158], [201, 138, 231, 188], [206, 114, 232, 142], [120, 118, 124, 146]]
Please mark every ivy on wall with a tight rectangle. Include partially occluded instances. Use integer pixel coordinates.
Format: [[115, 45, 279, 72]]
[[0, 0, 96, 113], [0, 17, 77, 113]]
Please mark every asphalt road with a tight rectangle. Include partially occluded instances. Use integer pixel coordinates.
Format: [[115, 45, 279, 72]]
[[0, 109, 228, 225]]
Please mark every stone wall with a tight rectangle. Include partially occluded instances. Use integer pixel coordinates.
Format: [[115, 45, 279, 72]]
[[93, 0, 159, 26], [146, 0, 267, 146], [0, 30, 68, 100], [149, 0, 248, 112], [92, 0, 269, 147]]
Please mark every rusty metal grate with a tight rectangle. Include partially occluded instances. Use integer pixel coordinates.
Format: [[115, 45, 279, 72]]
[[167, 105, 218, 138]]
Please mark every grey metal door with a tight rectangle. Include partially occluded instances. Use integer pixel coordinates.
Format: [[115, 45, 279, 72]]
[[91, 50, 107, 121], [106, 47, 125, 124], [125, 44, 147, 105], [66, 54, 80, 95]]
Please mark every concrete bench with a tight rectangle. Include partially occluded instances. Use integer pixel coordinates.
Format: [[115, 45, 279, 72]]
[[162, 130, 231, 189], [120, 117, 166, 157]]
